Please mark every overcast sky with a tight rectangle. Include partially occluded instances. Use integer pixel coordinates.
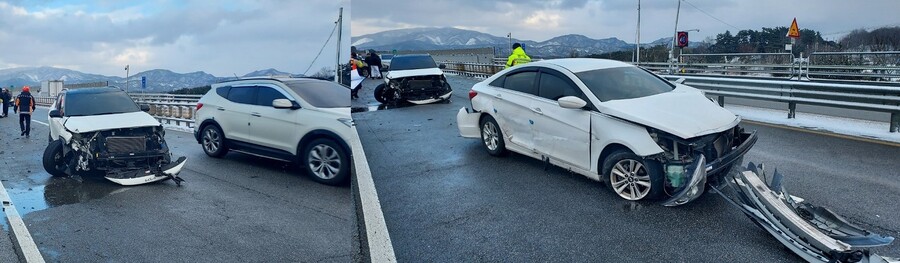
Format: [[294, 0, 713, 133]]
[[352, 0, 899, 43], [0, 0, 350, 77]]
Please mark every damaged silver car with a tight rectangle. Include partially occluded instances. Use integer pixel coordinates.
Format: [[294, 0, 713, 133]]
[[43, 87, 186, 186]]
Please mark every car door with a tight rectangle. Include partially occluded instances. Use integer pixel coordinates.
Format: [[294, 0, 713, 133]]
[[247, 85, 302, 153], [49, 93, 65, 140], [532, 69, 592, 170], [492, 69, 539, 152], [221, 86, 257, 142]]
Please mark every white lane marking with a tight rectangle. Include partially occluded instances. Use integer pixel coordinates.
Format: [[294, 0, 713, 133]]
[[0, 181, 47, 263], [31, 120, 48, 126], [350, 125, 396, 262]]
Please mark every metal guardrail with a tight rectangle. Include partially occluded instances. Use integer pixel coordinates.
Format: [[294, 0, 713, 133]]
[[439, 60, 900, 132], [31, 93, 199, 128]]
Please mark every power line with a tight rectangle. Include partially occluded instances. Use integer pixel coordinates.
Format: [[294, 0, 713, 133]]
[[682, 0, 740, 31], [304, 22, 339, 76]]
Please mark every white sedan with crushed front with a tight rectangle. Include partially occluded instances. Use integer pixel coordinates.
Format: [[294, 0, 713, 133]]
[[457, 58, 757, 206]]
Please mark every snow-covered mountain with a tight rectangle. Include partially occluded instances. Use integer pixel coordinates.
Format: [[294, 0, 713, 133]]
[[351, 27, 684, 58], [0, 67, 298, 92]]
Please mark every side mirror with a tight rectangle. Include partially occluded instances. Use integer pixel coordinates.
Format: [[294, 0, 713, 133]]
[[272, 99, 296, 109], [438, 64, 446, 69], [49, 109, 63, 118], [557, 96, 587, 109], [140, 104, 150, 112]]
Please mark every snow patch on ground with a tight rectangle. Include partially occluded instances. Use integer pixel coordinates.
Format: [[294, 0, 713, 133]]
[[725, 104, 900, 143], [162, 123, 194, 134]]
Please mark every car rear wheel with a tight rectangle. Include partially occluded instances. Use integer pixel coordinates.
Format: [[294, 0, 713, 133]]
[[42, 139, 68, 177], [302, 138, 349, 185], [479, 115, 507, 156], [201, 125, 228, 158], [602, 150, 664, 201]]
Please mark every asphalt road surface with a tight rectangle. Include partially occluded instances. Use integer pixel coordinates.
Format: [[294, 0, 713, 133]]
[[352, 75, 900, 262], [0, 107, 351, 262]]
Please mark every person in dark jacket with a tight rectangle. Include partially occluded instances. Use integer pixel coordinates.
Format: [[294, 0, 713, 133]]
[[0, 88, 11, 118], [14, 86, 36, 137], [365, 51, 383, 79]]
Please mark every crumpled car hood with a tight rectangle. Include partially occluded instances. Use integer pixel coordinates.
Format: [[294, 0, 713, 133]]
[[599, 85, 739, 139], [386, 68, 444, 80], [64, 111, 161, 133]]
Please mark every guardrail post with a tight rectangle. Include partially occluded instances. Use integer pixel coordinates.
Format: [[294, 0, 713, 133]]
[[891, 112, 900, 133], [717, 95, 725, 107], [788, 102, 796, 119]]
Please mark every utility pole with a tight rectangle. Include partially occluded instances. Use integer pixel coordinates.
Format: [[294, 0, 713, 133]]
[[334, 7, 343, 83], [669, 0, 682, 72], [636, 0, 641, 64], [125, 65, 130, 93], [507, 33, 512, 55]]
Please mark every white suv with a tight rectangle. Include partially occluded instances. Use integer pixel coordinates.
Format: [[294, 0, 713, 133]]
[[194, 78, 353, 185]]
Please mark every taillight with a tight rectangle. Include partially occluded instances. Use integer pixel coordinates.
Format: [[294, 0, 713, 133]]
[[468, 90, 477, 100], [196, 103, 203, 111]]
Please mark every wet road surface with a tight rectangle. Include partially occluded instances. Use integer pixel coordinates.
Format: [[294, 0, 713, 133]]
[[0, 107, 351, 262], [352, 75, 900, 262]]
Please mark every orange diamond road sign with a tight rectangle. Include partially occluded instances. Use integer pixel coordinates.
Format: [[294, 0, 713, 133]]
[[787, 18, 800, 38]]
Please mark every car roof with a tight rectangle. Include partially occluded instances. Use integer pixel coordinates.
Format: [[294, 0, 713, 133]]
[[216, 77, 330, 85], [530, 58, 633, 73], [63, 87, 123, 95], [393, 54, 431, 58]]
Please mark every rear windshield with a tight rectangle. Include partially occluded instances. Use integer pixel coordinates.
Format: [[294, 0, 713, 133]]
[[389, 56, 437, 71], [283, 80, 350, 108], [576, 67, 674, 102], [66, 91, 140, 116]]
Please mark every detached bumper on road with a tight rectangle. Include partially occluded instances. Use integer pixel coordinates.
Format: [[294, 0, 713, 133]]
[[105, 156, 187, 186]]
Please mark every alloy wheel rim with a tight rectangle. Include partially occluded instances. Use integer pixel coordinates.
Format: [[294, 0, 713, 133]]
[[482, 122, 499, 151], [609, 159, 651, 200], [309, 144, 341, 179], [203, 129, 220, 153]]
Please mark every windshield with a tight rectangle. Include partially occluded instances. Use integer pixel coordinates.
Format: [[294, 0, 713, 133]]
[[389, 55, 437, 71], [66, 90, 140, 116], [284, 80, 351, 108], [576, 67, 674, 102]]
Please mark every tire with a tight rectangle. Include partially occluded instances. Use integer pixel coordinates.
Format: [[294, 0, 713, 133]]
[[48, 132, 52, 143], [201, 124, 228, 158], [479, 115, 507, 156], [602, 149, 664, 201], [42, 139, 69, 177], [302, 138, 350, 185], [374, 84, 387, 103]]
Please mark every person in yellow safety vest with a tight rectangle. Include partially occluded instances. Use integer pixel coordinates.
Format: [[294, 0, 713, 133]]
[[505, 43, 532, 68]]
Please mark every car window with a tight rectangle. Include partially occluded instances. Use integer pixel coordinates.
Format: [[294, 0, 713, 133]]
[[576, 66, 674, 102], [66, 91, 140, 116], [503, 71, 537, 95], [216, 86, 230, 98], [538, 72, 583, 101], [389, 55, 437, 71], [256, 86, 288, 106], [283, 80, 350, 108], [489, 76, 505, 87], [226, 86, 257, 105]]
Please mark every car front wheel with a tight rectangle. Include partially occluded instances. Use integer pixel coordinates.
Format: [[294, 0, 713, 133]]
[[302, 138, 349, 185], [201, 125, 228, 158], [479, 115, 507, 156], [42, 139, 68, 177], [602, 150, 664, 201]]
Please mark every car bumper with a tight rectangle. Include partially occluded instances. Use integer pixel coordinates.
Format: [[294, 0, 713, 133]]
[[662, 130, 757, 206], [457, 107, 481, 138], [105, 156, 187, 186], [407, 91, 452, 105]]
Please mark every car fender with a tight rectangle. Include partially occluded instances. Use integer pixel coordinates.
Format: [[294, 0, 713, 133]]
[[298, 129, 351, 158], [590, 112, 664, 169]]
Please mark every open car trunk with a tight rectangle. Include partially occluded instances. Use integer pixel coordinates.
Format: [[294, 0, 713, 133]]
[[713, 163, 898, 263]]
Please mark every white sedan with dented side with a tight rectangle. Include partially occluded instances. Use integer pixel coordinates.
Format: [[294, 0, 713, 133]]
[[457, 58, 757, 206]]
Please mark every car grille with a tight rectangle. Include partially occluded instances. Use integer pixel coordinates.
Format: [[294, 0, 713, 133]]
[[106, 136, 146, 154], [407, 80, 435, 90]]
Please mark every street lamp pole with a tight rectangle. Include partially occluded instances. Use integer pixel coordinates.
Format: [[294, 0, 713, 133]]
[[125, 65, 130, 93], [669, 0, 682, 72], [334, 7, 343, 83]]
